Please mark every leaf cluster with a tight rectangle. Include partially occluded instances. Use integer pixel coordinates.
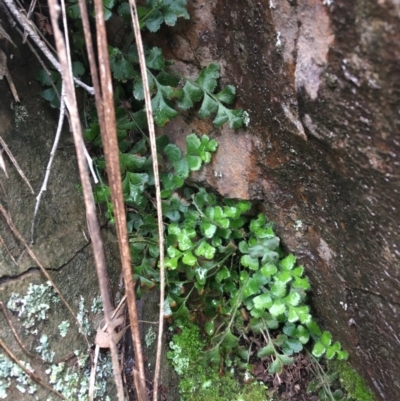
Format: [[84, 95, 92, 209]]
[[118, 0, 189, 32], [42, 0, 347, 387], [91, 125, 347, 381], [36, 61, 85, 108], [109, 43, 247, 128]]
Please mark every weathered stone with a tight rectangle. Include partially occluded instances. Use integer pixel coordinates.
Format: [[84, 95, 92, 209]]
[[153, 1, 400, 399]]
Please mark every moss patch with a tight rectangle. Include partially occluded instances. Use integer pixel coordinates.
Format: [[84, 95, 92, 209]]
[[329, 360, 376, 401], [167, 322, 268, 401]]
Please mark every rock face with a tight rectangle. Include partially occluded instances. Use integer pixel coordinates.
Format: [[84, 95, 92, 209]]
[[0, 27, 122, 399], [156, 1, 400, 399], [0, 21, 178, 401]]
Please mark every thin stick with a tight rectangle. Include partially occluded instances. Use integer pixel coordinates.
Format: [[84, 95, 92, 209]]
[[0, 233, 17, 265], [46, 2, 124, 401], [88, 342, 100, 401], [128, 2, 165, 400], [0, 301, 36, 358], [83, 144, 99, 184], [89, 295, 127, 400], [2, 0, 94, 95], [31, 84, 65, 243], [22, 0, 37, 43], [0, 0, 15, 26], [0, 338, 67, 399], [87, 0, 149, 399], [0, 136, 34, 194], [15, 0, 57, 55]]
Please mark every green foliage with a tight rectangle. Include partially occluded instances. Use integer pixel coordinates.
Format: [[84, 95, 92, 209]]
[[167, 323, 268, 401], [307, 357, 376, 401], [116, 46, 246, 128], [329, 360, 376, 401], [118, 0, 189, 31], [41, 0, 246, 129], [91, 125, 347, 380], [37, 0, 349, 394], [178, 63, 246, 128]]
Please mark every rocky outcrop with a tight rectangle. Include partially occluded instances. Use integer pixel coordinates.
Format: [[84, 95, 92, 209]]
[[155, 1, 400, 399]]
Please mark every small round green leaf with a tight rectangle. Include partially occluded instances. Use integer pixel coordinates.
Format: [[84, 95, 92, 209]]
[[260, 263, 277, 277], [284, 291, 301, 306], [216, 266, 230, 283], [312, 341, 326, 358], [182, 251, 197, 266], [269, 300, 286, 317], [336, 350, 349, 360], [238, 241, 249, 254], [241, 255, 259, 271], [306, 320, 322, 336], [279, 354, 294, 366], [296, 325, 310, 344], [280, 254, 296, 270], [195, 241, 216, 260], [200, 221, 217, 238], [187, 155, 202, 171], [257, 342, 275, 358], [270, 281, 287, 298], [205, 321, 215, 336], [268, 358, 283, 374], [253, 293, 273, 310], [321, 331, 332, 347]]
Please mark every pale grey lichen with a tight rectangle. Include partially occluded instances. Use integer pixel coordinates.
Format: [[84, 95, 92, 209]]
[[243, 111, 250, 127], [4, 283, 112, 399], [91, 296, 103, 314], [14, 104, 29, 129], [7, 281, 59, 331], [0, 354, 36, 399], [168, 342, 189, 375], [145, 326, 156, 348], [58, 321, 70, 337], [77, 295, 91, 335], [35, 334, 55, 362], [47, 361, 90, 400], [294, 220, 303, 231], [163, 298, 172, 317]]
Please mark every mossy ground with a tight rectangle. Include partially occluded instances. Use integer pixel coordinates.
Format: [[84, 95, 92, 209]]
[[328, 360, 376, 401], [167, 322, 378, 401], [167, 322, 269, 401]]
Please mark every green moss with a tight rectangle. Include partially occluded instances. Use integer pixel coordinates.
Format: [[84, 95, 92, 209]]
[[329, 360, 376, 401], [167, 323, 268, 401]]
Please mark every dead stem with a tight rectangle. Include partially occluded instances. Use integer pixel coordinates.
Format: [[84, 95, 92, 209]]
[[0, 338, 67, 400], [0, 136, 34, 194], [128, 2, 166, 400]]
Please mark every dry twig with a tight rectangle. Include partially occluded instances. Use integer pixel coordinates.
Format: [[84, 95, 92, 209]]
[[47, 1, 125, 400], [31, 83, 66, 243], [0, 233, 17, 264], [128, 2, 165, 400], [89, 295, 128, 401], [0, 136, 34, 193], [77, 0, 149, 399], [0, 338, 67, 400], [0, 48, 19, 101], [2, 0, 94, 94], [0, 301, 37, 358]]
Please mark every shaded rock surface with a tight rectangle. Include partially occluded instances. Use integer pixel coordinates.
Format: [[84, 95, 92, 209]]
[[0, 26, 118, 400], [154, 1, 400, 400]]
